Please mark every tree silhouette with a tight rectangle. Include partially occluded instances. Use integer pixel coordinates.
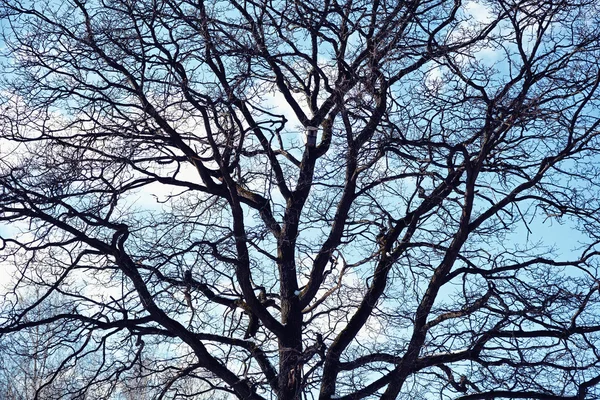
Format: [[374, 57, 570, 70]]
[[1, 0, 600, 399]]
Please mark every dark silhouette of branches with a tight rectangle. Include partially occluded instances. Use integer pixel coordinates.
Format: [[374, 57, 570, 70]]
[[1, 0, 600, 399]]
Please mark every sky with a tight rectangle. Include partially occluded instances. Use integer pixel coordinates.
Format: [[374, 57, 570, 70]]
[[0, 1, 598, 398]]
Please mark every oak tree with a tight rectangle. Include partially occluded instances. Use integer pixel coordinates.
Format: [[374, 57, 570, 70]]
[[2, 0, 600, 399]]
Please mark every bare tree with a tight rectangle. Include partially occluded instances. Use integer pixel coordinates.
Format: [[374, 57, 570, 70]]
[[0, 291, 75, 399], [1, 0, 600, 399]]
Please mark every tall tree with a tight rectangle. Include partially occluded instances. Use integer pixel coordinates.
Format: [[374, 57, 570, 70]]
[[1, 0, 600, 399]]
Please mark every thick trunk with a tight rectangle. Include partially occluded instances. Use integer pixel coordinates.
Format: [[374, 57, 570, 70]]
[[277, 297, 303, 400]]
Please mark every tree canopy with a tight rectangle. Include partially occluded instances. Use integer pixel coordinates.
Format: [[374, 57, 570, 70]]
[[1, 0, 600, 399]]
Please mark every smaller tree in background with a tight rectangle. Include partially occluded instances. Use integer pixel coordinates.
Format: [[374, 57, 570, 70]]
[[0, 292, 70, 400]]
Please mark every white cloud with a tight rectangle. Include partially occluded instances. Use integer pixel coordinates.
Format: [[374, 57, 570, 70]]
[[464, 1, 494, 24]]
